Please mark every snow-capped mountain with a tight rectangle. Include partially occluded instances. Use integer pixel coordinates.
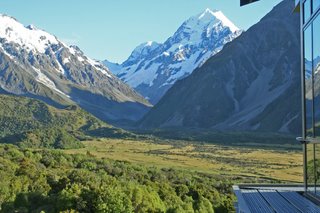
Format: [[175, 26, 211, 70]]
[[104, 9, 242, 104], [0, 14, 151, 123], [140, 0, 302, 134]]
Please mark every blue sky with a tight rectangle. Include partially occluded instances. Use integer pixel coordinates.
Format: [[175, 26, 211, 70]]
[[0, 0, 282, 63]]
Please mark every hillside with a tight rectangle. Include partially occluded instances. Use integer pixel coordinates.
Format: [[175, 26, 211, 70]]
[[140, 0, 301, 134], [0, 95, 133, 148]]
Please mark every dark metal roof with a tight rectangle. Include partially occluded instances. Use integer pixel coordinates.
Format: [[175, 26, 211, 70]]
[[240, 0, 260, 6], [242, 189, 274, 213], [233, 185, 320, 213], [240, 0, 300, 12], [258, 190, 301, 213]]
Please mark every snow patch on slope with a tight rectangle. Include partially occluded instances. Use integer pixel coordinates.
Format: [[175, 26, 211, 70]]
[[33, 67, 70, 98], [125, 62, 161, 87], [87, 58, 112, 78]]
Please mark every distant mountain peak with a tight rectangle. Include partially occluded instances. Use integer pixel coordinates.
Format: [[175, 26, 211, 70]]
[[211, 11, 239, 33], [138, 41, 160, 49], [123, 41, 161, 66], [146, 41, 155, 46], [191, 8, 240, 33], [198, 8, 219, 19], [104, 8, 241, 104]]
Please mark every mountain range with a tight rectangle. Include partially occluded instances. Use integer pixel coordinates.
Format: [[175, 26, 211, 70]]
[[104, 9, 242, 104], [139, 0, 302, 134], [0, 14, 151, 124], [0, 0, 302, 135]]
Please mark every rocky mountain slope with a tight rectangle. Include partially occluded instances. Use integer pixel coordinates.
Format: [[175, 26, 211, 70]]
[[0, 14, 151, 123], [104, 9, 241, 104], [139, 0, 301, 134]]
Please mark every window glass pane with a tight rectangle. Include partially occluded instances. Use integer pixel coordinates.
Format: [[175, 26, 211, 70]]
[[315, 144, 320, 195], [307, 144, 316, 193], [313, 15, 320, 195], [305, 25, 313, 137], [314, 0, 320, 12], [314, 15, 320, 137], [305, 0, 311, 23]]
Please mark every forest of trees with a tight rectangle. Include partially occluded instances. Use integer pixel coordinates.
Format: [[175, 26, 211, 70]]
[[0, 144, 235, 213]]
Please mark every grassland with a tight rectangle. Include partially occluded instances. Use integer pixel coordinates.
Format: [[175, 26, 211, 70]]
[[64, 138, 303, 183]]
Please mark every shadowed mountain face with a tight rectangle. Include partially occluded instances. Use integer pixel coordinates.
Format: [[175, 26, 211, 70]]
[[140, 0, 302, 134], [0, 15, 151, 124], [104, 9, 241, 104]]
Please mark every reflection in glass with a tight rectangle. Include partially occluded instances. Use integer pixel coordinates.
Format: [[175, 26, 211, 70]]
[[305, 26, 313, 137], [313, 15, 320, 195], [316, 144, 320, 195], [305, 25, 314, 194], [307, 144, 316, 193], [314, 15, 320, 137], [304, 0, 311, 23]]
